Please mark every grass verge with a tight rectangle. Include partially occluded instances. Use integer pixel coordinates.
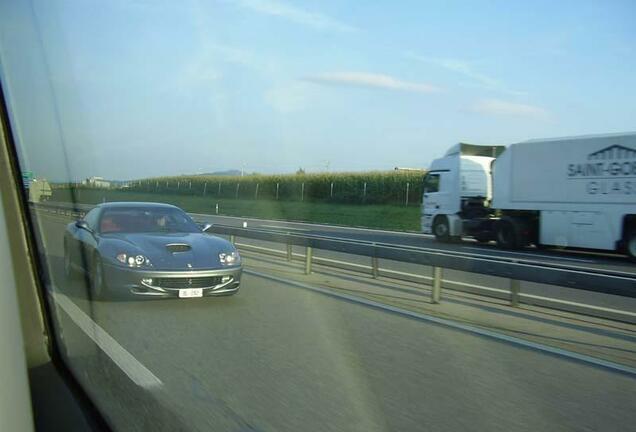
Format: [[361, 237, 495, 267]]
[[51, 189, 421, 231]]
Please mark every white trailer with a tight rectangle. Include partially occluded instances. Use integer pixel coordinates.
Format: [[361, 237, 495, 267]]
[[421, 133, 636, 260]]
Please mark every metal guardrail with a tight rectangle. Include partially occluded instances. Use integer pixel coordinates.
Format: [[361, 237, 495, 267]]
[[30, 201, 636, 321], [208, 225, 636, 298], [31, 201, 90, 218]]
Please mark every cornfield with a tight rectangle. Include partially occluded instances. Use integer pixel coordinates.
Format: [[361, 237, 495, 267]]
[[121, 171, 427, 206]]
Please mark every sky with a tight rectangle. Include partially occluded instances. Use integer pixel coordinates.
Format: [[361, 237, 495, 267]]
[[0, 0, 635, 181]]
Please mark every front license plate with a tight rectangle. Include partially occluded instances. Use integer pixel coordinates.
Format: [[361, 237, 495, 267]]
[[179, 288, 203, 298]]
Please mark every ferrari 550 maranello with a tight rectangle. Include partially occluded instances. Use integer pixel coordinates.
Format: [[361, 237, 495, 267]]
[[63, 202, 242, 299]]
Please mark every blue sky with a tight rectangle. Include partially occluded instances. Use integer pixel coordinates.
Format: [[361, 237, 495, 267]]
[[1, 0, 635, 180]]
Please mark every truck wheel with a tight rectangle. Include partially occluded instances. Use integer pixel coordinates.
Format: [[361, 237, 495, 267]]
[[432, 216, 451, 242], [474, 234, 491, 244], [496, 218, 519, 249]]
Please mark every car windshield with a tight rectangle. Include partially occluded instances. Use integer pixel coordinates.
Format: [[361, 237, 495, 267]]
[[1, 1, 635, 432], [99, 207, 200, 234]]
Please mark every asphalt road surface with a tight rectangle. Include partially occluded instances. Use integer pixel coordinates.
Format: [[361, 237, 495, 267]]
[[30, 211, 636, 432]]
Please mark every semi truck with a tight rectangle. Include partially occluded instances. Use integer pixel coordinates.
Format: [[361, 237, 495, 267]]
[[27, 178, 52, 203], [421, 132, 636, 260]]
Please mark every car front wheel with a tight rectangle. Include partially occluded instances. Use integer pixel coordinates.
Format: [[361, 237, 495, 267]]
[[626, 231, 636, 262], [90, 256, 109, 300], [63, 241, 75, 279]]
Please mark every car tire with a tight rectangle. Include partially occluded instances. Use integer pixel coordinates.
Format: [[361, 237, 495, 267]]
[[90, 255, 109, 300], [63, 240, 77, 280], [433, 216, 451, 242], [626, 230, 636, 263]]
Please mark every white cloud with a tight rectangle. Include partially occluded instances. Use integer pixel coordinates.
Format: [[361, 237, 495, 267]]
[[471, 99, 548, 119], [304, 72, 440, 94], [228, 0, 357, 32], [405, 52, 526, 97]]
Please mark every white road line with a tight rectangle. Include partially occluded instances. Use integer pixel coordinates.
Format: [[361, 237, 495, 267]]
[[260, 225, 308, 231], [461, 247, 596, 263], [51, 290, 163, 389], [245, 269, 636, 376], [189, 212, 434, 238]]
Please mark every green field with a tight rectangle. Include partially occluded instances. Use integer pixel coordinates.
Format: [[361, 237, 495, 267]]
[[51, 188, 421, 231], [120, 170, 426, 206]]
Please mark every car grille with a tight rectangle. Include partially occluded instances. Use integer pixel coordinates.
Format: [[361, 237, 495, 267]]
[[152, 276, 223, 289]]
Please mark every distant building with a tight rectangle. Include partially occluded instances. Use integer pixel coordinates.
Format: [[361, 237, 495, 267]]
[[84, 176, 111, 188]]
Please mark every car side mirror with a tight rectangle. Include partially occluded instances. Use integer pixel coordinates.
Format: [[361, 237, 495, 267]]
[[200, 223, 213, 232], [76, 220, 92, 232]]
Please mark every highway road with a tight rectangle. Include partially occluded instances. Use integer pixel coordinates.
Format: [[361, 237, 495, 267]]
[[28, 210, 636, 431]]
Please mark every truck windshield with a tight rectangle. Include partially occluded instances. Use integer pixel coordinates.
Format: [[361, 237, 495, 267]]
[[423, 174, 440, 193]]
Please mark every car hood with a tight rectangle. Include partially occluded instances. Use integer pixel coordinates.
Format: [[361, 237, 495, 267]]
[[100, 232, 236, 270]]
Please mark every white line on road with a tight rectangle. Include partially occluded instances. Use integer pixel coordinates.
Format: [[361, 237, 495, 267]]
[[51, 290, 163, 389], [260, 225, 309, 231], [245, 269, 636, 376], [189, 213, 434, 238], [462, 247, 597, 263]]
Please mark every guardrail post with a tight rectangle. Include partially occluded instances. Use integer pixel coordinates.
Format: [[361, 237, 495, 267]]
[[229, 234, 236, 245], [305, 246, 313, 274], [431, 266, 442, 304], [371, 245, 379, 279], [371, 256, 379, 279], [286, 240, 293, 262], [510, 279, 520, 307]]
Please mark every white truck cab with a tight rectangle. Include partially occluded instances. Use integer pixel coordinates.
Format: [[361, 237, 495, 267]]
[[422, 143, 504, 241]]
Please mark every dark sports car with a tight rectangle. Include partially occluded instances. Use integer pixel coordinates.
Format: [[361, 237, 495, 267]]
[[63, 202, 241, 299]]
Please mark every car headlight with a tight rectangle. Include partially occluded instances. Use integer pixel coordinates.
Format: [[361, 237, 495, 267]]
[[116, 253, 152, 268], [219, 251, 240, 266]]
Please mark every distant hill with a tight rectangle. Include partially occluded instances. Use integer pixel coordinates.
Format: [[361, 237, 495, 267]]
[[195, 170, 243, 176]]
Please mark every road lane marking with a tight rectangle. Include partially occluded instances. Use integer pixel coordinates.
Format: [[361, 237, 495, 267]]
[[188, 212, 434, 238], [245, 270, 636, 376], [260, 225, 309, 231], [462, 247, 596, 263], [50, 290, 163, 389]]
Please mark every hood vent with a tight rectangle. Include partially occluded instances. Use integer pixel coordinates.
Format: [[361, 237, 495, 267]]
[[166, 243, 191, 253]]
